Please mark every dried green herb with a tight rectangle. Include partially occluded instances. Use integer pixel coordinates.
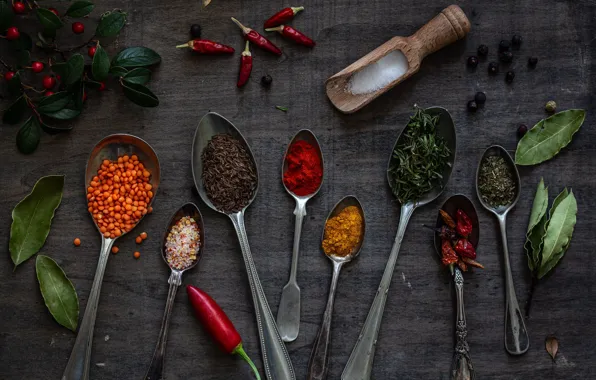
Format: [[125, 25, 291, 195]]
[[477, 156, 516, 208], [36, 255, 79, 331], [388, 107, 450, 203]]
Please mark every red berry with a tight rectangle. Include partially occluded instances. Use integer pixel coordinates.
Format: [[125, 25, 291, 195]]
[[72, 22, 84, 34], [98, 82, 106, 91], [31, 61, 44, 73], [44, 91, 55, 97], [49, 8, 59, 16], [83, 91, 88, 101], [4, 71, 15, 81], [42, 75, 56, 90], [56, 74, 61, 82], [13, 2, 26, 13], [6, 26, 20, 40], [88, 46, 97, 57]]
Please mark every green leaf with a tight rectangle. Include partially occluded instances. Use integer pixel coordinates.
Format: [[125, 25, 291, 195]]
[[40, 119, 74, 134], [36, 255, 79, 331], [36, 8, 65, 31], [96, 10, 127, 37], [524, 178, 549, 272], [91, 43, 110, 81], [109, 66, 128, 76], [42, 108, 81, 121], [64, 54, 85, 85], [66, 1, 95, 17], [12, 32, 33, 51], [16, 117, 41, 154], [112, 47, 161, 67], [3, 95, 28, 125], [83, 79, 102, 89], [121, 81, 159, 107], [515, 110, 586, 166], [37, 92, 71, 113], [7, 71, 22, 95], [70, 80, 85, 110], [275, 106, 288, 112], [16, 50, 31, 68], [526, 178, 548, 234], [538, 190, 577, 279], [0, 0, 14, 31], [122, 67, 151, 85], [10, 175, 64, 266]]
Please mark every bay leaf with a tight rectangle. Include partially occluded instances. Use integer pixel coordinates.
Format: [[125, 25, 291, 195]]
[[545, 336, 558, 361], [36, 255, 79, 331], [9, 175, 64, 267], [525, 179, 548, 272], [515, 109, 586, 166]]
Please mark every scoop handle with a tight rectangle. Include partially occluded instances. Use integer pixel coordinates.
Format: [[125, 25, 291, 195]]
[[409, 5, 470, 59]]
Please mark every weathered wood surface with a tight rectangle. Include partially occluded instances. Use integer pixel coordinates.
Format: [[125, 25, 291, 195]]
[[1, 0, 595, 379]]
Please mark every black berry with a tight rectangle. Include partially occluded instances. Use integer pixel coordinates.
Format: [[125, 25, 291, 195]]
[[474, 92, 486, 105], [488, 62, 499, 75], [467, 56, 479, 68], [505, 70, 515, 83], [528, 57, 538, 68], [500, 51, 513, 63], [467, 100, 478, 112], [477, 44, 489, 56], [517, 124, 528, 138], [499, 40, 510, 52], [261, 74, 273, 87], [190, 24, 202, 38], [512, 35, 522, 47]]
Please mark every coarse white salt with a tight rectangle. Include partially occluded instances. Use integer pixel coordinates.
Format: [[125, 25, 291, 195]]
[[348, 50, 409, 95]]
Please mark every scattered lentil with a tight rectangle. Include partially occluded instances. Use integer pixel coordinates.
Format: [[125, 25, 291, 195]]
[[136, 236, 142, 244], [322, 206, 363, 257], [165, 216, 201, 270], [140, 232, 148, 240], [134, 251, 141, 259], [74, 238, 81, 246], [111, 246, 119, 254]]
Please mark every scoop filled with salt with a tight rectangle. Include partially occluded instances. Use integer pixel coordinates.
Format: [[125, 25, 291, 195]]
[[326, 5, 470, 114]]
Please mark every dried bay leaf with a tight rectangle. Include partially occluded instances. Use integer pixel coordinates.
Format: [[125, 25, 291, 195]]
[[525, 178, 548, 271], [545, 336, 558, 361], [36, 255, 79, 331], [10, 175, 65, 267]]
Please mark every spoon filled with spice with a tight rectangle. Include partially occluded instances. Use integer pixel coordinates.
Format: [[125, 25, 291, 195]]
[[476, 145, 529, 356], [307, 196, 365, 380], [342, 106, 456, 380], [191, 112, 296, 380], [144, 202, 204, 380], [277, 129, 324, 343]]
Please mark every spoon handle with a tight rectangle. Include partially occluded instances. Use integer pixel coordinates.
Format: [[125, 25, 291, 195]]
[[276, 198, 307, 342], [307, 261, 343, 380], [451, 268, 475, 380], [341, 204, 415, 380], [230, 212, 296, 380], [62, 238, 114, 380], [144, 271, 182, 380], [498, 216, 529, 355]]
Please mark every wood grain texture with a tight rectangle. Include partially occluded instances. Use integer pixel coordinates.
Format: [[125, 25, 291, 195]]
[[1, 0, 595, 379]]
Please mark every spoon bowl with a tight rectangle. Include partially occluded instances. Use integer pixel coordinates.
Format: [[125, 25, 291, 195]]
[[433, 194, 479, 259], [161, 202, 205, 272], [322, 195, 366, 263], [282, 129, 325, 199], [475, 145, 521, 216]]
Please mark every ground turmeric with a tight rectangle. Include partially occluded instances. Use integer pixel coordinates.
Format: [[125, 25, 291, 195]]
[[322, 206, 363, 257]]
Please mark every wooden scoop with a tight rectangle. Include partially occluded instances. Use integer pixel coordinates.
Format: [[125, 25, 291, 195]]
[[326, 5, 470, 114]]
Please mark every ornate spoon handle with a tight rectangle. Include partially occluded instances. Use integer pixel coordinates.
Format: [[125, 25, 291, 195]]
[[451, 267, 474, 380]]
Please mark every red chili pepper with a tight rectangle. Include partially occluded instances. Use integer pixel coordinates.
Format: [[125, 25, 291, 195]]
[[456, 209, 473, 238], [231, 17, 282, 56], [441, 239, 458, 266], [265, 25, 315, 47], [439, 209, 456, 229], [264, 6, 304, 28], [237, 41, 252, 88], [186, 285, 261, 380], [454, 239, 476, 259], [176, 39, 235, 54]]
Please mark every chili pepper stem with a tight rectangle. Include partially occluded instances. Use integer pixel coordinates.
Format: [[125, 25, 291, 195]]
[[291, 6, 305, 14], [242, 40, 251, 56], [233, 344, 261, 380], [176, 42, 190, 48], [230, 17, 251, 34], [265, 26, 284, 33]]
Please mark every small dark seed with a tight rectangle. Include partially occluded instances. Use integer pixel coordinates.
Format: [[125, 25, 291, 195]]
[[190, 24, 202, 39], [488, 62, 499, 75], [467, 100, 478, 112], [505, 70, 515, 83], [477, 44, 489, 56], [528, 57, 538, 67], [475, 92, 486, 105], [499, 40, 511, 52], [512, 35, 522, 47], [261, 74, 273, 87], [517, 124, 528, 138], [500, 51, 513, 63], [467, 56, 479, 68]]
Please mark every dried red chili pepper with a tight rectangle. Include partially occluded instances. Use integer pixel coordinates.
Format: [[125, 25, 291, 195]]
[[439, 209, 456, 229], [176, 39, 235, 54], [265, 25, 316, 47], [454, 239, 476, 259], [424, 225, 457, 241], [457, 259, 468, 272], [264, 6, 304, 28], [231, 17, 282, 56], [441, 239, 458, 266], [462, 256, 484, 269], [237, 41, 252, 88], [456, 209, 473, 238]]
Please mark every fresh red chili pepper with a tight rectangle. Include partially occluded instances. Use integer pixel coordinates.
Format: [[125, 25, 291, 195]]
[[237, 41, 252, 88], [265, 25, 315, 47], [186, 285, 261, 380], [454, 239, 476, 259], [264, 6, 304, 28], [441, 239, 458, 266], [456, 209, 473, 238], [175, 39, 235, 54], [231, 17, 282, 56]]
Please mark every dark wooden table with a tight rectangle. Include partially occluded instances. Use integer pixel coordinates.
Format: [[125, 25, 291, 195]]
[[1, 1, 594, 379]]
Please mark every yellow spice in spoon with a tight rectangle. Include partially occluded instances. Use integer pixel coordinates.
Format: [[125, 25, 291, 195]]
[[322, 206, 363, 257]]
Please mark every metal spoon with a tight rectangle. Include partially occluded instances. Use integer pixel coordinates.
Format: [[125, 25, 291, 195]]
[[342, 107, 456, 380], [191, 112, 295, 380], [277, 129, 324, 343], [433, 194, 478, 380], [144, 202, 204, 380], [307, 196, 365, 380], [475, 145, 529, 356], [63, 134, 160, 380]]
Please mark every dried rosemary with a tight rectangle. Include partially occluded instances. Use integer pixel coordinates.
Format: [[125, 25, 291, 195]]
[[478, 156, 516, 207]]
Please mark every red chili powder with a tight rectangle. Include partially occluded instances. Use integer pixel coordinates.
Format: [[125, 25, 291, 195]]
[[283, 140, 323, 196]]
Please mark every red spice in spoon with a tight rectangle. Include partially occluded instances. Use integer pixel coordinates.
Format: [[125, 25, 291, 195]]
[[283, 140, 322, 196]]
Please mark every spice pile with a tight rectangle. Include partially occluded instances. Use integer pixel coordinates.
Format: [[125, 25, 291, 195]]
[[322, 206, 363, 257], [202, 134, 257, 213], [86, 154, 154, 239], [165, 216, 201, 270], [434, 209, 483, 272], [478, 156, 516, 208], [283, 140, 323, 196]]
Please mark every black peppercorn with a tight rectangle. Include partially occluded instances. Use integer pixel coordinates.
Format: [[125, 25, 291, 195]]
[[512, 35, 522, 47], [467, 56, 479, 68], [467, 100, 478, 112], [528, 57, 538, 68], [488, 62, 499, 75], [475, 91, 486, 105], [500, 51, 513, 63], [477, 44, 489, 56], [261, 74, 273, 87], [499, 40, 510, 52], [190, 24, 202, 38], [517, 124, 528, 138], [505, 70, 515, 83]]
